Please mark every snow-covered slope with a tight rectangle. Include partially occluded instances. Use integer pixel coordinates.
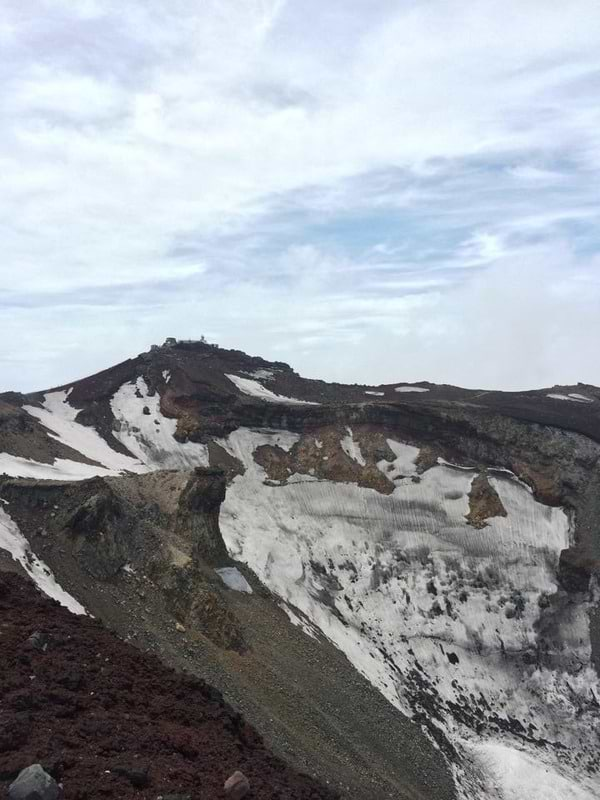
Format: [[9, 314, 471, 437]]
[[226, 374, 320, 405], [0, 389, 146, 480], [0, 452, 120, 481], [25, 390, 146, 473], [219, 427, 600, 800], [110, 377, 209, 469], [0, 505, 86, 614]]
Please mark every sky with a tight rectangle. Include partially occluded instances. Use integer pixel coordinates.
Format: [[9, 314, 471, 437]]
[[1, 0, 600, 392]]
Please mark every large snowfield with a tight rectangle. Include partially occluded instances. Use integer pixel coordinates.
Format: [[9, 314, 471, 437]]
[[219, 427, 600, 800]]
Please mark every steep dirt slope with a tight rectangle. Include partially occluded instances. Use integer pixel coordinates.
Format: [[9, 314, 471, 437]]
[[0, 570, 339, 800]]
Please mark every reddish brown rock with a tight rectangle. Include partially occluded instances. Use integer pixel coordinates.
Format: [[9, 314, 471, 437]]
[[224, 770, 250, 799]]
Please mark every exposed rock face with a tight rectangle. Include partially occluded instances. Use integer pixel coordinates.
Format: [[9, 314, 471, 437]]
[[1, 341, 600, 800], [0, 468, 241, 648], [164, 568, 246, 652], [465, 472, 507, 528], [68, 485, 129, 579], [0, 400, 31, 435], [176, 467, 228, 564]]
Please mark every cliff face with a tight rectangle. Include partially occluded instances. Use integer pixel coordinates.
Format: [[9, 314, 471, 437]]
[[1, 341, 600, 800], [0, 467, 243, 647]]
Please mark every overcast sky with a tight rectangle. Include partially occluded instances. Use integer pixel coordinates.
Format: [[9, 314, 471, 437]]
[[1, 1, 600, 392]]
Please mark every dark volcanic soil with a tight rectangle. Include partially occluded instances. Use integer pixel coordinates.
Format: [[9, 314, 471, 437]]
[[0, 573, 338, 800]]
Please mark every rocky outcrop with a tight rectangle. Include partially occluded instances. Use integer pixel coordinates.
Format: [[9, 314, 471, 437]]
[[465, 472, 507, 528], [67, 484, 130, 579], [0, 468, 244, 651], [175, 467, 228, 565]]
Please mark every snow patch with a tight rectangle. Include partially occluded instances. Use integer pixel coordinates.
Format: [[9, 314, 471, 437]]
[[226, 374, 319, 405], [365, 390, 385, 396], [218, 428, 300, 464], [340, 427, 366, 466], [162, 370, 171, 384], [0, 452, 121, 481], [438, 457, 477, 471], [23, 390, 146, 474], [0, 506, 86, 615], [111, 378, 209, 470], [215, 567, 253, 593], [568, 393, 594, 402], [546, 393, 592, 403], [377, 439, 420, 481], [394, 386, 430, 393]]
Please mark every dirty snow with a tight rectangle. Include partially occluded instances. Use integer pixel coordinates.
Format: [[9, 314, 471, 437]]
[[0, 506, 86, 615], [219, 427, 598, 800], [111, 378, 209, 470], [215, 566, 253, 593], [394, 386, 430, 393], [226, 374, 319, 405], [23, 390, 146, 474]]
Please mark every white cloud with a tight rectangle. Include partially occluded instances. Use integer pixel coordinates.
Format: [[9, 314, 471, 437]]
[[3, 242, 597, 393], [0, 1, 599, 390]]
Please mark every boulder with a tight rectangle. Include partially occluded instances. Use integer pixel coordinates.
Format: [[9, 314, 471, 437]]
[[8, 764, 60, 800], [25, 631, 50, 652], [224, 770, 250, 799]]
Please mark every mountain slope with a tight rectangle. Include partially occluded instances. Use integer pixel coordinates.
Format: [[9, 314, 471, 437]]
[[0, 570, 339, 800], [0, 468, 455, 800], [1, 338, 600, 800]]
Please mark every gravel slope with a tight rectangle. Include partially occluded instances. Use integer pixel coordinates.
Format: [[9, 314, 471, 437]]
[[0, 571, 340, 800]]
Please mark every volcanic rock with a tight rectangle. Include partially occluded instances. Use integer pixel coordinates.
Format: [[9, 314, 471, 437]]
[[224, 770, 250, 799], [8, 764, 60, 800]]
